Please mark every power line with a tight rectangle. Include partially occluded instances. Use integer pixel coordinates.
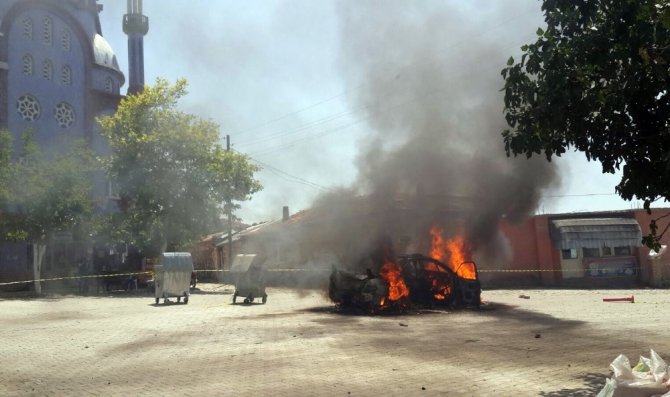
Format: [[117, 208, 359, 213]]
[[246, 33, 538, 158], [237, 151, 331, 192], [543, 193, 618, 198], [249, 112, 371, 158], [231, 84, 365, 137], [236, 107, 357, 148], [229, 5, 542, 139], [239, 142, 627, 199]]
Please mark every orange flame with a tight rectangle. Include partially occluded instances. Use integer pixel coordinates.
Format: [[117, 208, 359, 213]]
[[379, 261, 410, 301], [429, 226, 476, 279], [431, 276, 451, 299], [429, 227, 449, 264], [424, 261, 449, 299], [454, 261, 477, 280]]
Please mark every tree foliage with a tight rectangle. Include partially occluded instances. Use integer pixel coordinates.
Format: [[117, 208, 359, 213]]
[[98, 78, 262, 256], [0, 130, 11, 208], [1, 130, 96, 242], [501, 0, 670, 249], [0, 130, 97, 293]]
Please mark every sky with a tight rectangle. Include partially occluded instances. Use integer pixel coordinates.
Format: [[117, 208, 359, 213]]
[[96, 0, 646, 224]]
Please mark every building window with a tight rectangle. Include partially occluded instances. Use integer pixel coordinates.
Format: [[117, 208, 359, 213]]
[[61, 28, 71, 51], [61, 65, 72, 85], [22, 54, 33, 75], [16, 94, 41, 122], [42, 16, 52, 45], [614, 246, 632, 256], [105, 76, 114, 92], [54, 102, 75, 128], [22, 17, 33, 39], [42, 59, 53, 80], [561, 248, 577, 260], [583, 247, 601, 258]]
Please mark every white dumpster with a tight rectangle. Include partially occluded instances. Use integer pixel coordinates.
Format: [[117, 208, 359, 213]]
[[154, 252, 193, 305]]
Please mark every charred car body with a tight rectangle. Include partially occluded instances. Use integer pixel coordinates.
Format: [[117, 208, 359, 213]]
[[329, 253, 481, 312]]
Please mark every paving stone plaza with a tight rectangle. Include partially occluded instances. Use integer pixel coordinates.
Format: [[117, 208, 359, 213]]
[[1, 285, 669, 396]]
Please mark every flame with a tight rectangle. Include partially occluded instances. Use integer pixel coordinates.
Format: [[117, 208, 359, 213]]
[[454, 261, 477, 280], [429, 226, 475, 279], [429, 227, 449, 264], [378, 261, 410, 301], [431, 278, 451, 299]]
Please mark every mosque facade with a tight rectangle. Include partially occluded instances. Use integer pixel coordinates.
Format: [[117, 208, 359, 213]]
[[0, 0, 148, 287], [0, 0, 125, 200]]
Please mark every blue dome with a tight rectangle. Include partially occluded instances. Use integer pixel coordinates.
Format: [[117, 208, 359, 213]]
[[92, 34, 121, 72]]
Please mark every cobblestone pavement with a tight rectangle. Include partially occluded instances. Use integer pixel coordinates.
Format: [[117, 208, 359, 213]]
[[1, 285, 669, 396]]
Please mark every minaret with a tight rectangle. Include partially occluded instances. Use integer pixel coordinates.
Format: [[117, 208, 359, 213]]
[[123, 0, 149, 95]]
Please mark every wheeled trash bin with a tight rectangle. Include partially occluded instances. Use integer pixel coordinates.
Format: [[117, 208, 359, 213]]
[[233, 265, 267, 304], [154, 252, 193, 305], [230, 255, 267, 304]]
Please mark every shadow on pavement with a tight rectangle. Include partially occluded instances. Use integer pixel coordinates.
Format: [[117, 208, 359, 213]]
[[539, 372, 607, 397], [301, 302, 583, 329], [300, 305, 493, 324], [478, 302, 585, 330]]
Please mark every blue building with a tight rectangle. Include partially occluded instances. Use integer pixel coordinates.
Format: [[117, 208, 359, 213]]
[[1, 0, 126, 200], [0, 0, 146, 288]]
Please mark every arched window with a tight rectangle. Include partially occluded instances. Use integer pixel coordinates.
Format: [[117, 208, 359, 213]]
[[61, 65, 71, 85], [61, 28, 71, 51], [22, 54, 33, 75], [42, 16, 52, 45], [42, 59, 53, 80], [22, 17, 33, 39], [105, 76, 114, 92]]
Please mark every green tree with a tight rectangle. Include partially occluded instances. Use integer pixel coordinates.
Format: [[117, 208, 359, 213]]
[[98, 78, 262, 257], [501, 0, 670, 249], [1, 130, 97, 293], [0, 130, 11, 207]]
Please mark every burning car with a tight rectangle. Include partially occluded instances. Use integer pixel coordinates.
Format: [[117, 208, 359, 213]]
[[397, 254, 481, 309], [328, 266, 390, 312], [329, 253, 481, 312]]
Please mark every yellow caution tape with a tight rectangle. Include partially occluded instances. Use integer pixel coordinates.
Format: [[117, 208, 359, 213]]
[[477, 267, 641, 273], [194, 268, 640, 273], [0, 271, 151, 286], [1, 266, 642, 286]]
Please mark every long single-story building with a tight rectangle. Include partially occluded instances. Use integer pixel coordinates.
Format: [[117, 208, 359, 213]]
[[194, 205, 670, 289]]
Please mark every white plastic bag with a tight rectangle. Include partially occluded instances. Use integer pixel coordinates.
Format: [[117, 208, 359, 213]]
[[611, 354, 634, 380], [596, 378, 616, 397], [598, 350, 670, 397]]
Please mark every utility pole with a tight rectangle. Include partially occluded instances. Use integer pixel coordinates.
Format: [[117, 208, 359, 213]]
[[226, 135, 233, 274]]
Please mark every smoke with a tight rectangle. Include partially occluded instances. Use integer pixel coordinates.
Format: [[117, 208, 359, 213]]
[[290, 1, 559, 271]]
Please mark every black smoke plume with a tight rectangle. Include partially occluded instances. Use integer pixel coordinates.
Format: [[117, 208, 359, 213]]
[[299, 1, 558, 270]]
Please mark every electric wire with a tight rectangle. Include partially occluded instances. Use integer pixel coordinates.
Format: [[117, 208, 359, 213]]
[[246, 33, 538, 158], [228, 6, 548, 194], [235, 150, 331, 192], [229, 4, 543, 142]]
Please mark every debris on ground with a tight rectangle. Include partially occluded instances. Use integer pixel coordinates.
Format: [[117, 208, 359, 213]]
[[596, 349, 670, 397], [519, 294, 530, 299], [602, 295, 635, 303]]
